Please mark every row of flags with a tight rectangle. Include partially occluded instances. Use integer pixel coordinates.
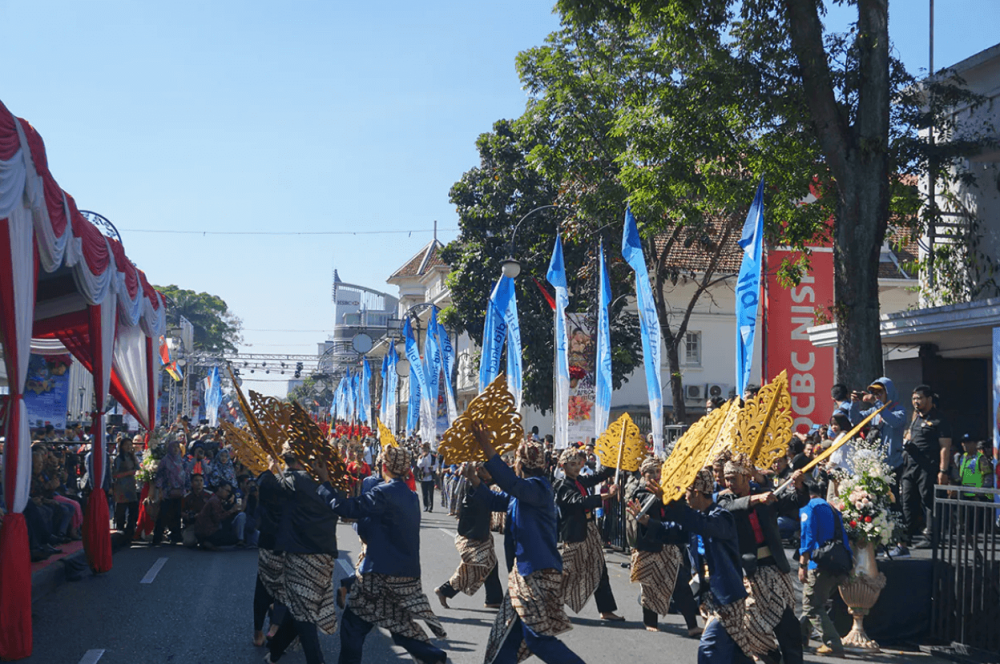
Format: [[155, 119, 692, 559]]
[[332, 359, 372, 425]]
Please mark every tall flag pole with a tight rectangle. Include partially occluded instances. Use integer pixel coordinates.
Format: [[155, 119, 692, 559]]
[[735, 178, 765, 398], [422, 309, 441, 446], [622, 206, 664, 455], [547, 234, 571, 450], [595, 239, 612, 438]]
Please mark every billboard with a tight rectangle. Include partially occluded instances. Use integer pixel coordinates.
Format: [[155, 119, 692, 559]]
[[24, 353, 73, 432]]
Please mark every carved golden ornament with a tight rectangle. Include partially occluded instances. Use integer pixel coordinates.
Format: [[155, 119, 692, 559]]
[[286, 400, 351, 491], [438, 374, 523, 465], [704, 398, 741, 463], [250, 391, 295, 456], [595, 413, 645, 473], [376, 418, 398, 449], [733, 370, 794, 471], [659, 403, 733, 503], [227, 365, 280, 463], [219, 420, 270, 475]]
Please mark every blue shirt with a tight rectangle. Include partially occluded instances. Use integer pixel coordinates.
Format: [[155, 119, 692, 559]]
[[327, 478, 421, 578], [799, 497, 851, 570], [475, 455, 561, 577]]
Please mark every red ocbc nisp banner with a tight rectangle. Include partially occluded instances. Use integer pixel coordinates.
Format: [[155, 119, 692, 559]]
[[764, 248, 835, 433]]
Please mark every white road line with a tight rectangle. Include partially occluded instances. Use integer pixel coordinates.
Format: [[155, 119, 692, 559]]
[[438, 528, 455, 538], [78, 649, 105, 664], [336, 559, 354, 578], [140, 557, 168, 584]]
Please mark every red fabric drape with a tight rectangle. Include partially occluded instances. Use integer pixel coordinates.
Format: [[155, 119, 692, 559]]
[[0, 516, 31, 659], [83, 304, 113, 573]]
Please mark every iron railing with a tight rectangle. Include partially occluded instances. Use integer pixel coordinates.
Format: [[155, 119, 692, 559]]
[[930, 485, 1000, 653]]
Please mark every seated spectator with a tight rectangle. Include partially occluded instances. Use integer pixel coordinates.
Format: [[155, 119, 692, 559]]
[[182, 473, 213, 529], [31, 445, 74, 543], [195, 481, 247, 550]]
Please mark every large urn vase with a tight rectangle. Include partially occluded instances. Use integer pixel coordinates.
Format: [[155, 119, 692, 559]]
[[837, 541, 886, 652]]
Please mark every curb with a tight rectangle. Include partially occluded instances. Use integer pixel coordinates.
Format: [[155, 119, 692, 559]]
[[31, 532, 131, 604]]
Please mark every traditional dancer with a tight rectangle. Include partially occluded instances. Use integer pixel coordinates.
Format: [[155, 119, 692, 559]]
[[329, 446, 448, 664], [629, 468, 753, 664], [554, 447, 623, 620], [260, 443, 340, 664], [435, 462, 504, 609], [628, 456, 686, 632], [470, 424, 584, 664], [716, 452, 806, 664], [253, 458, 289, 647]]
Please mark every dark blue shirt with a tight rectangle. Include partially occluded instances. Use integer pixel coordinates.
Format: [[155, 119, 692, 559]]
[[326, 478, 421, 578], [799, 497, 851, 570], [475, 455, 561, 577]]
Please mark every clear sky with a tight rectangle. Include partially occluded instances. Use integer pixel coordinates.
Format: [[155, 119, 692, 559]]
[[1, 1, 996, 397]]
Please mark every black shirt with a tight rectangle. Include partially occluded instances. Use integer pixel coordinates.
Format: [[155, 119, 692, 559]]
[[908, 407, 951, 459]]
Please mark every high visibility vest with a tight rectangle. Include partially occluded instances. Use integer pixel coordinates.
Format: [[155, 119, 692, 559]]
[[958, 452, 986, 497]]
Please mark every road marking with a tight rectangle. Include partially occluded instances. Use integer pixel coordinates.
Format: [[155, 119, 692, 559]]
[[336, 559, 354, 578], [438, 528, 455, 538], [78, 650, 105, 664], [140, 557, 168, 584]]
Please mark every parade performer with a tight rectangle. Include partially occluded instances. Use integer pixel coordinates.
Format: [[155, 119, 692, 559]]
[[328, 446, 448, 664], [553, 447, 623, 620], [470, 424, 585, 664], [628, 456, 685, 632], [252, 458, 290, 648], [260, 443, 340, 664], [629, 468, 753, 664], [435, 462, 504, 609], [716, 452, 807, 664]]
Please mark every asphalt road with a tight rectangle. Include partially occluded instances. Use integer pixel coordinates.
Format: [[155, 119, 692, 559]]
[[27, 503, 946, 664]]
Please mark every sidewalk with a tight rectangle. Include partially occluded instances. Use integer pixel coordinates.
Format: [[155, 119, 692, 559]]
[[31, 530, 131, 603]]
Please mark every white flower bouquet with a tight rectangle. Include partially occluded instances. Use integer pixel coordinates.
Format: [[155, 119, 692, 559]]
[[830, 436, 900, 548]]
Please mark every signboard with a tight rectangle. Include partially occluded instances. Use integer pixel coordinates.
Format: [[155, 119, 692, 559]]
[[23, 353, 72, 432], [566, 313, 597, 444], [764, 248, 835, 433]]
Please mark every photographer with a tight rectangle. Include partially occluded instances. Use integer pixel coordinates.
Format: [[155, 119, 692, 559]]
[[849, 377, 908, 481]]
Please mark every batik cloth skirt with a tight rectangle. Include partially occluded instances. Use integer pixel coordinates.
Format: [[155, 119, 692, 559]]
[[284, 553, 339, 635], [449, 534, 497, 596], [484, 568, 571, 664], [560, 520, 604, 614], [743, 564, 796, 655], [701, 590, 752, 658], [258, 548, 285, 603], [630, 544, 682, 616], [347, 572, 447, 642]]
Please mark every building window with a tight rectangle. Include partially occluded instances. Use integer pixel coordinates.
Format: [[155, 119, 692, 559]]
[[683, 331, 701, 367]]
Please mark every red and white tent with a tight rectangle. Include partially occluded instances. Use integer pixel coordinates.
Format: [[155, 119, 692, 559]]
[[0, 99, 165, 660]]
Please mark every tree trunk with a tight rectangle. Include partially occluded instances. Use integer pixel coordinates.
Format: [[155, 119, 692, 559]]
[[666, 339, 685, 423]]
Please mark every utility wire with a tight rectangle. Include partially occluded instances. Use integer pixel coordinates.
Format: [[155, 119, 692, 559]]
[[121, 228, 458, 236]]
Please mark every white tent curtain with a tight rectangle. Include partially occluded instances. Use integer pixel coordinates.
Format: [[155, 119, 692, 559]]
[[112, 322, 150, 430]]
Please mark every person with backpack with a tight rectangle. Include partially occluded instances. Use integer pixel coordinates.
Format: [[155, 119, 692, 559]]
[[798, 479, 852, 656]]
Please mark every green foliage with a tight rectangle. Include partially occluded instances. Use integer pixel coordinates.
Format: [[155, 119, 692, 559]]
[[287, 375, 333, 411], [442, 120, 641, 414], [155, 284, 243, 354]]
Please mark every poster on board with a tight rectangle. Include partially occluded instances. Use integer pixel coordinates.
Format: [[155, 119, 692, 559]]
[[24, 353, 73, 432], [566, 313, 596, 445]]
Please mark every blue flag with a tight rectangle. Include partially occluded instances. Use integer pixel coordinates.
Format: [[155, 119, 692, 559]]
[[386, 345, 399, 432], [422, 309, 442, 444], [595, 239, 612, 438], [735, 178, 765, 398], [547, 234, 571, 450], [623, 206, 664, 454], [406, 371, 421, 437], [379, 355, 389, 424], [479, 276, 516, 392], [505, 289, 523, 412], [434, 313, 458, 423], [205, 366, 223, 427], [359, 357, 372, 424]]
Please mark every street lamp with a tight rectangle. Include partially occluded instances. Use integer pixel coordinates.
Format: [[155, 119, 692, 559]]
[[500, 204, 569, 279]]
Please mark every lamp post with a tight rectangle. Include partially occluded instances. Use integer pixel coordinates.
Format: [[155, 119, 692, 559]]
[[500, 204, 570, 279]]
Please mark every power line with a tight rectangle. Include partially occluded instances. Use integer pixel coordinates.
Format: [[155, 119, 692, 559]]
[[120, 228, 458, 237]]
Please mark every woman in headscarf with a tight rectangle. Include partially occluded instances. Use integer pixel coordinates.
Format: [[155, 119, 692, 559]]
[[208, 448, 237, 491], [112, 436, 141, 540], [153, 439, 187, 545]]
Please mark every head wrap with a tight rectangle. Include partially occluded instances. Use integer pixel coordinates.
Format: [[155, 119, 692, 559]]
[[711, 447, 732, 469], [690, 467, 715, 496], [516, 441, 546, 471], [724, 451, 753, 476], [559, 448, 583, 466], [382, 446, 411, 477], [639, 456, 662, 477]]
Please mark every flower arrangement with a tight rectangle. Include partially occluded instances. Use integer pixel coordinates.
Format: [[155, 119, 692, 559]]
[[136, 445, 165, 484], [829, 436, 900, 547]]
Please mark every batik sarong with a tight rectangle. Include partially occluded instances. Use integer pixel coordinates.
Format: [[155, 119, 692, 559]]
[[701, 590, 751, 658], [449, 534, 497, 596], [484, 567, 571, 664], [560, 520, 604, 613], [629, 544, 682, 616], [743, 563, 796, 655], [258, 548, 286, 604], [284, 552, 339, 635], [348, 572, 447, 642]]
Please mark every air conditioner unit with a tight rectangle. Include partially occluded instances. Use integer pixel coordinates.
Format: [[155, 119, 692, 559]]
[[706, 383, 731, 400], [684, 383, 704, 402]]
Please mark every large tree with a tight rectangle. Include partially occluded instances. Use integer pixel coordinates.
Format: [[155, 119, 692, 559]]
[[441, 119, 642, 414], [155, 285, 243, 354]]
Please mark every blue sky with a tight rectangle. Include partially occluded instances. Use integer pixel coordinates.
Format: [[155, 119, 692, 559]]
[[1, 1, 996, 396]]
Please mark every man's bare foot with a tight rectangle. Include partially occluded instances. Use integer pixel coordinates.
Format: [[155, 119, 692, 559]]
[[435, 587, 450, 608], [600, 612, 625, 622], [253, 630, 266, 647], [267, 624, 279, 639], [645, 626, 659, 632]]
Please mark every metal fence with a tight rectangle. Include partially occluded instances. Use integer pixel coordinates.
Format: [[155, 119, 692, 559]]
[[930, 485, 1000, 653], [602, 493, 632, 553]]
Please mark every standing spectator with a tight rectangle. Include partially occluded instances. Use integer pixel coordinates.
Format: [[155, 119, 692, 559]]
[[830, 383, 851, 415], [153, 440, 187, 546], [894, 384, 952, 556], [849, 377, 908, 485], [208, 448, 237, 491], [112, 436, 140, 541], [798, 480, 851, 656], [417, 443, 436, 513]]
